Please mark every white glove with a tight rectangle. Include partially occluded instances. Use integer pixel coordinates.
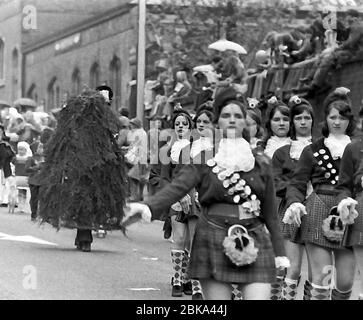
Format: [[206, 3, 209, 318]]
[[275, 256, 291, 269], [124, 202, 152, 223], [337, 197, 358, 225], [283, 202, 307, 226]]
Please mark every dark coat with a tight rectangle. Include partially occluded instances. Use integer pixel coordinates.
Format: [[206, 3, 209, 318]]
[[0, 141, 15, 178]]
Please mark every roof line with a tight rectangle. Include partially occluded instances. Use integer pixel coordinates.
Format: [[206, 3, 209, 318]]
[[22, 2, 135, 54]]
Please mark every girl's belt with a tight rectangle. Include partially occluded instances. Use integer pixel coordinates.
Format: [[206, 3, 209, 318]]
[[314, 184, 339, 196]]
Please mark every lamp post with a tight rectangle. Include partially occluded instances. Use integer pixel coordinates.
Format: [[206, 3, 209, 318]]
[[136, 0, 146, 121]]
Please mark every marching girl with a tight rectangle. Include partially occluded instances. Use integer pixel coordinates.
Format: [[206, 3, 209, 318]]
[[124, 87, 289, 300], [336, 104, 363, 300], [261, 96, 291, 160], [272, 95, 314, 300], [284, 87, 356, 300], [159, 105, 200, 298], [245, 98, 264, 152], [261, 96, 291, 299]]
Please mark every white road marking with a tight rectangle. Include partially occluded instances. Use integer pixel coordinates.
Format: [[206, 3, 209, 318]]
[[141, 257, 159, 261], [126, 288, 160, 291], [0, 232, 58, 246]]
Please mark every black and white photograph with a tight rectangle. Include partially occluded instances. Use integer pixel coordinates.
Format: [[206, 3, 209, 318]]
[[1, 0, 363, 307]]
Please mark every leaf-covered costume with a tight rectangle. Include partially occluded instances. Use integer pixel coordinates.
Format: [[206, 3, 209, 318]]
[[38, 90, 127, 231]]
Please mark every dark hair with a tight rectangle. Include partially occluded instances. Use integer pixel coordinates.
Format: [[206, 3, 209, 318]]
[[171, 109, 193, 129], [213, 87, 248, 123], [288, 96, 314, 140], [265, 102, 291, 139], [346, 9, 359, 18], [321, 89, 356, 137], [247, 109, 264, 139], [194, 104, 214, 125]]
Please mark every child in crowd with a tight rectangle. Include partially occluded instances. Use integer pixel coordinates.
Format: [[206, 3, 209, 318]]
[[13, 141, 33, 212], [25, 142, 45, 221]]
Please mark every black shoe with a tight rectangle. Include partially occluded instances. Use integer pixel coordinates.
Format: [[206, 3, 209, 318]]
[[81, 242, 91, 252], [182, 281, 192, 295], [171, 285, 183, 297], [192, 293, 203, 300], [0, 203, 8, 207], [31, 217, 36, 222], [75, 241, 82, 250]]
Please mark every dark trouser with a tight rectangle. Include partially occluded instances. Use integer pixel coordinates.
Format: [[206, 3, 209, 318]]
[[75, 229, 93, 245], [29, 184, 40, 219]]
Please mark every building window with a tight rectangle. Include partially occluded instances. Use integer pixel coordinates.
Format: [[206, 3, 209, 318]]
[[109, 55, 121, 108], [90, 62, 100, 89], [12, 48, 19, 101], [0, 38, 4, 80], [27, 83, 37, 101], [71, 68, 81, 95], [47, 77, 58, 110]]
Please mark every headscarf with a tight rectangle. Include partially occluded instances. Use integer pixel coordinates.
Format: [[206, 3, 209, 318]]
[[16, 141, 33, 159]]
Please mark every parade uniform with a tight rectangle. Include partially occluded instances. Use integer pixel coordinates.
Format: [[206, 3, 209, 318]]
[[285, 136, 349, 249], [145, 141, 285, 284], [272, 138, 312, 242], [336, 136, 363, 247]]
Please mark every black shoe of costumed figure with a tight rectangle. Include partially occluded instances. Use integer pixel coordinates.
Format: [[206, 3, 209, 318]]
[[81, 242, 91, 252], [172, 285, 183, 297], [182, 281, 192, 295]]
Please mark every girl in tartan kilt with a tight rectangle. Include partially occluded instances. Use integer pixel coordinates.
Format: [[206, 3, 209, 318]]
[[272, 95, 314, 300], [124, 87, 289, 300], [336, 105, 363, 300], [284, 87, 356, 300]]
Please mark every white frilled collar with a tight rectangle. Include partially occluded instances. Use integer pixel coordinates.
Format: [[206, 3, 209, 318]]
[[213, 138, 255, 172], [324, 134, 351, 160], [290, 136, 312, 160], [190, 137, 213, 159], [264, 136, 291, 159], [170, 139, 190, 162]]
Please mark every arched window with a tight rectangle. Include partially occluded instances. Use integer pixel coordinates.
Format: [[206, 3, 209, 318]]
[[89, 62, 100, 89], [47, 77, 58, 110], [109, 55, 121, 108], [11, 48, 19, 101], [71, 68, 81, 95], [0, 38, 4, 80], [27, 83, 37, 101]]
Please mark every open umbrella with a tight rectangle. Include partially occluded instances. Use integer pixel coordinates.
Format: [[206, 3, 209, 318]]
[[208, 39, 247, 55], [14, 97, 37, 109], [0, 100, 11, 109]]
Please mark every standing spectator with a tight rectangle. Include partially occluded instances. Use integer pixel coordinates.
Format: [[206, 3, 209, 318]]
[[25, 142, 45, 221], [126, 118, 149, 201], [0, 125, 15, 207]]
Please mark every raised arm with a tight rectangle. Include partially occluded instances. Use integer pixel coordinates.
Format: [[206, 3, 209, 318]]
[[144, 164, 201, 220]]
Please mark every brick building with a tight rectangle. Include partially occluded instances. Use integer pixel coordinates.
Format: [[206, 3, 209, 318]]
[[0, 0, 134, 112]]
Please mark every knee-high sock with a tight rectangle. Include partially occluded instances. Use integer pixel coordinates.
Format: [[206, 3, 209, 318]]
[[331, 288, 352, 300], [192, 280, 203, 296], [303, 280, 313, 300], [281, 278, 299, 300], [270, 276, 284, 300], [231, 283, 243, 300], [181, 249, 190, 284], [310, 283, 330, 300], [171, 250, 184, 286]]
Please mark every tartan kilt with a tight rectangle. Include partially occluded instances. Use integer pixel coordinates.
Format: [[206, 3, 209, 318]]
[[342, 192, 363, 247], [189, 215, 277, 284], [278, 197, 303, 244], [301, 192, 344, 249]]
